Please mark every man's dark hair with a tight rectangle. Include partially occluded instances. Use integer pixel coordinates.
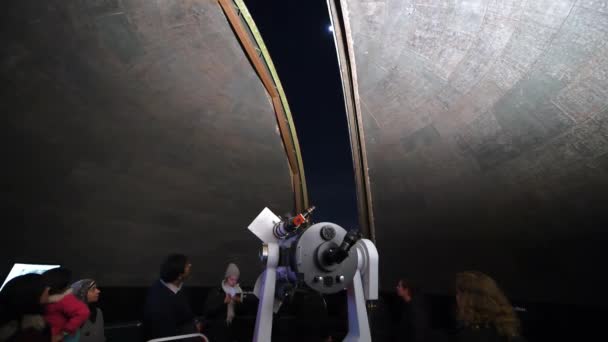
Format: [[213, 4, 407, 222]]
[[160, 254, 189, 283], [42, 267, 72, 295], [399, 278, 417, 297]]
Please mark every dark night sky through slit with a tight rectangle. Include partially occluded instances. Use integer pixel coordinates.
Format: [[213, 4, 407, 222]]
[[244, 0, 359, 230]]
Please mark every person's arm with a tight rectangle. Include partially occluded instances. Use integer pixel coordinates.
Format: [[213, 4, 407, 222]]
[[203, 290, 226, 319], [145, 308, 178, 338], [98, 309, 106, 341], [62, 294, 90, 334], [232, 293, 242, 303], [412, 298, 430, 342]]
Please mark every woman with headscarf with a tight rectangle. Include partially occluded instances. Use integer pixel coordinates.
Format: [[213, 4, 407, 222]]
[[202, 263, 243, 342], [42, 268, 89, 342], [0, 273, 51, 342], [70, 280, 104, 342]]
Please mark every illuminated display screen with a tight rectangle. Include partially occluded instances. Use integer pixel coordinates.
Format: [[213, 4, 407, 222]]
[[1, 263, 60, 291]]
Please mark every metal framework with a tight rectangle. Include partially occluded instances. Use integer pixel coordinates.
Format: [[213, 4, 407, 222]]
[[327, 0, 375, 241], [218, 0, 309, 212]]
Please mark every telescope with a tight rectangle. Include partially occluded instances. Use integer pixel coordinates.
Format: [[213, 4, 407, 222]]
[[248, 207, 379, 342]]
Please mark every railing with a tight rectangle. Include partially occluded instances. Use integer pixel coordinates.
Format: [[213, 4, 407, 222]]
[[104, 320, 143, 341], [104, 321, 142, 330], [147, 333, 209, 342]]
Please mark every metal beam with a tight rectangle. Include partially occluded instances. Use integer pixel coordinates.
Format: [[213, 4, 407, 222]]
[[218, 0, 308, 212], [327, 0, 375, 241]]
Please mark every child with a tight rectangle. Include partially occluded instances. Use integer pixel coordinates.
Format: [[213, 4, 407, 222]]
[[42, 268, 90, 342]]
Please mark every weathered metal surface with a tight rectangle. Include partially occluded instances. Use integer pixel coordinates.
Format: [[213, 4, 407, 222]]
[[334, 0, 608, 305], [0, 0, 295, 285]]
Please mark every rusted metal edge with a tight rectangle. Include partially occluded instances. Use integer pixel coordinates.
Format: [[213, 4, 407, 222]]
[[218, 0, 308, 212], [326, 0, 375, 241]]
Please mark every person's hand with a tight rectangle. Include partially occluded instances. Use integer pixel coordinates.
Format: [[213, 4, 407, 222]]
[[195, 322, 203, 332], [224, 294, 231, 304], [51, 334, 63, 342], [233, 294, 242, 303]]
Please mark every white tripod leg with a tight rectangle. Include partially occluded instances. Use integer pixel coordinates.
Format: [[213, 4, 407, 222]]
[[344, 239, 378, 342], [344, 268, 371, 342], [253, 242, 279, 342]]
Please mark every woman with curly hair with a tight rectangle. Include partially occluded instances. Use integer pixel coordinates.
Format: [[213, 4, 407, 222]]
[[451, 271, 525, 342]]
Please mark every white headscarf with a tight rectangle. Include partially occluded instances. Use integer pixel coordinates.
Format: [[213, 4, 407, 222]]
[[221, 263, 242, 325]]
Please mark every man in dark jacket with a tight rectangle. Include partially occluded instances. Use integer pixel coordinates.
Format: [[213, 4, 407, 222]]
[[393, 279, 431, 342], [143, 254, 200, 341]]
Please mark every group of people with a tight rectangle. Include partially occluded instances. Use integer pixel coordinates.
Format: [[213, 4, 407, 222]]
[[389, 272, 526, 342], [0, 254, 243, 342], [0, 253, 526, 342], [142, 254, 243, 342], [0, 268, 103, 342]]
